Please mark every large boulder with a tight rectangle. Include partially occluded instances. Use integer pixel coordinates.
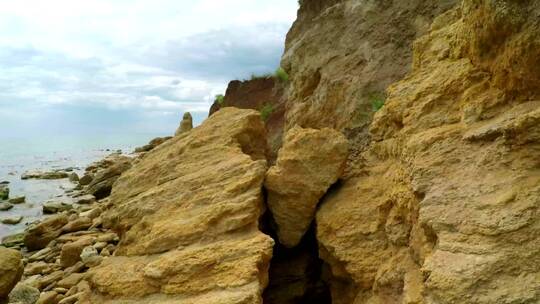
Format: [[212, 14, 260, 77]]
[[85, 108, 274, 303], [24, 214, 69, 251], [265, 126, 348, 247], [0, 248, 23, 299], [86, 157, 132, 199], [7, 283, 40, 304], [60, 238, 94, 268]]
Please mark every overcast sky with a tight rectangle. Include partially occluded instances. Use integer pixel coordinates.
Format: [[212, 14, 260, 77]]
[[0, 0, 298, 139]]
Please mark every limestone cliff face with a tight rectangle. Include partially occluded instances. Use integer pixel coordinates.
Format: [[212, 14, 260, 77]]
[[85, 108, 274, 303], [281, 0, 457, 132], [311, 1, 540, 303]]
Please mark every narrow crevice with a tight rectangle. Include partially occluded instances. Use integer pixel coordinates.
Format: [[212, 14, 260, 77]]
[[262, 221, 332, 304]]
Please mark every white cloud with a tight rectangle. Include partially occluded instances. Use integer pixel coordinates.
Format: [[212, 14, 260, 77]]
[[0, 0, 298, 129]]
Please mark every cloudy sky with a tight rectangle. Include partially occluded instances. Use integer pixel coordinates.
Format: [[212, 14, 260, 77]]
[[0, 0, 298, 141]]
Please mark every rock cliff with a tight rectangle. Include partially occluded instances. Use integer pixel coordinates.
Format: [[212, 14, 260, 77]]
[[308, 1, 540, 303], [281, 0, 457, 131]]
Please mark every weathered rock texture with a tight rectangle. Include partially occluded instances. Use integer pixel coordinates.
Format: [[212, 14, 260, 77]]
[[313, 1, 540, 303], [0, 247, 23, 299], [265, 126, 348, 247], [281, 0, 458, 132], [85, 108, 274, 303], [209, 78, 286, 162], [86, 156, 132, 199]]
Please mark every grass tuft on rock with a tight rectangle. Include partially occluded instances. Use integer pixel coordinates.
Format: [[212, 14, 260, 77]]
[[215, 94, 225, 105], [274, 67, 289, 83], [370, 93, 386, 112], [260, 104, 274, 122]]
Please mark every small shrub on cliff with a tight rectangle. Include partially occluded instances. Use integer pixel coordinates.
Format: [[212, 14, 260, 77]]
[[215, 94, 225, 105], [370, 93, 386, 112], [260, 104, 274, 122], [274, 67, 289, 83]]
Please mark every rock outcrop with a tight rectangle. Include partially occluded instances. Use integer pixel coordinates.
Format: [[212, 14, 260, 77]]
[[86, 156, 132, 200], [24, 214, 69, 251], [281, 0, 458, 132], [209, 77, 286, 162], [133, 136, 172, 153], [84, 108, 274, 303], [174, 112, 193, 136], [265, 126, 348, 247], [0, 247, 23, 299], [312, 1, 540, 303]]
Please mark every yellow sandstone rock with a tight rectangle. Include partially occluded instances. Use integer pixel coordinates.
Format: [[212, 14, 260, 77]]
[[85, 108, 274, 303], [265, 126, 348, 247], [315, 1, 540, 303]]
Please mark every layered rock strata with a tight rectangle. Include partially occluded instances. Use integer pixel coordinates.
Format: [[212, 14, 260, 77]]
[[85, 108, 274, 303], [281, 0, 458, 131], [314, 1, 540, 303]]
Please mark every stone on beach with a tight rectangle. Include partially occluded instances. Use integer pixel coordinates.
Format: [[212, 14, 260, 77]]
[[78, 174, 93, 186], [2, 216, 23, 225], [68, 173, 79, 182], [0, 183, 9, 200], [1, 233, 25, 248], [7, 283, 40, 304], [62, 217, 92, 233], [42, 201, 73, 214], [8, 196, 26, 204], [24, 214, 69, 251], [21, 170, 69, 180], [0, 202, 14, 211], [73, 194, 96, 205], [0, 247, 24, 299]]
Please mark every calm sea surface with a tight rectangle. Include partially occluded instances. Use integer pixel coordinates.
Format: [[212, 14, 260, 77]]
[[0, 133, 165, 239]]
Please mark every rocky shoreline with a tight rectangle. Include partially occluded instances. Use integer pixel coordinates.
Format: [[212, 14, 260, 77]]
[[0, 152, 134, 304], [0, 115, 192, 304]]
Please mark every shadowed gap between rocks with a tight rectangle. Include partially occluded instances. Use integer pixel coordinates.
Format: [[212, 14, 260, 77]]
[[260, 181, 347, 304]]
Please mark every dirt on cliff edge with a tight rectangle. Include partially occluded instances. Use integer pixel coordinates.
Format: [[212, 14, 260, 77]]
[[209, 77, 286, 163]]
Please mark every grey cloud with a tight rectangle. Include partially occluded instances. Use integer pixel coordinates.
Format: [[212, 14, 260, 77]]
[[139, 23, 290, 81]]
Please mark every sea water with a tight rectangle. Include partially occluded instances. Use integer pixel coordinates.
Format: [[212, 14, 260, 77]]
[[0, 132, 165, 239]]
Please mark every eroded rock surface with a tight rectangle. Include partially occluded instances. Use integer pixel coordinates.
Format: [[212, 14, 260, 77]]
[[314, 1, 540, 303], [86, 156, 132, 200], [281, 0, 458, 132], [85, 108, 274, 303], [0, 247, 23, 299], [265, 126, 348, 248]]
